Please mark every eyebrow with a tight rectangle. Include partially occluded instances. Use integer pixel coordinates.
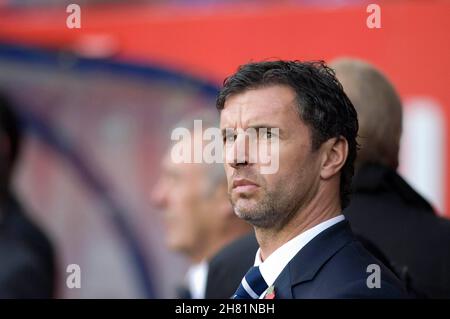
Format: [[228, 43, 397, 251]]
[[221, 125, 282, 136], [248, 124, 279, 130]]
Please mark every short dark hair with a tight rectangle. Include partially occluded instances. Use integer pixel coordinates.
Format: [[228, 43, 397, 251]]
[[216, 60, 359, 208], [0, 92, 23, 167]]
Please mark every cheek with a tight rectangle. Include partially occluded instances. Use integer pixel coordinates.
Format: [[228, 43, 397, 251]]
[[277, 145, 303, 173], [175, 186, 204, 220], [273, 144, 316, 184], [173, 189, 194, 214], [167, 194, 198, 242], [224, 166, 233, 187]]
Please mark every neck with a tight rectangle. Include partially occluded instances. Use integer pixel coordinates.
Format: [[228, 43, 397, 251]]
[[255, 187, 341, 261], [189, 223, 251, 264]]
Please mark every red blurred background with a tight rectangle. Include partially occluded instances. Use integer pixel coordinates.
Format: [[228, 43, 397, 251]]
[[0, 0, 448, 298]]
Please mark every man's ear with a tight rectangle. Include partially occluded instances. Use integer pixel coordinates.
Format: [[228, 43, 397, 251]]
[[320, 136, 348, 180]]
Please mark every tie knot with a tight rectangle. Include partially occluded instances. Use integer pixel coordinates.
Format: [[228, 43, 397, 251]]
[[232, 266, 268, 299]]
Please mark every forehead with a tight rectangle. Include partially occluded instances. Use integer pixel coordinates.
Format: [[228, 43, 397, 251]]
[[161, 150, 204, 177], [219, 85, 299, 129]]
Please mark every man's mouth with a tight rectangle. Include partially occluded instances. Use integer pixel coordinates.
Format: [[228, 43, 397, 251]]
[[232, 178, 260, 193]]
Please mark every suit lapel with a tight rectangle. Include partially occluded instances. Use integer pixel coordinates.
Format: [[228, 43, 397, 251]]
[[268, 263, 294, 299], [271, 220, 354, 298]]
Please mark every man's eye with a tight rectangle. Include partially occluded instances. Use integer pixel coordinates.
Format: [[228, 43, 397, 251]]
[[262, 129, 273, 139], [223, 134, 235, 143]]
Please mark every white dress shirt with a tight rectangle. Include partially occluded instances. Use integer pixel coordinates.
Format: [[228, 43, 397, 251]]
[[185, 261, 209, 299], [254, 214, 345, 298]]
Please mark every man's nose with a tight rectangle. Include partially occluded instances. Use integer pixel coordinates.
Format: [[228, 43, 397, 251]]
[[227, 131, 255, 169], [230, 158, 249, 169]]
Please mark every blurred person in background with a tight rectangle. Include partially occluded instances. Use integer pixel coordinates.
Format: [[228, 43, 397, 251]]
[[151, 110, 252, 299], [332, 58, 450, 298], [0, 92, 55, 298]]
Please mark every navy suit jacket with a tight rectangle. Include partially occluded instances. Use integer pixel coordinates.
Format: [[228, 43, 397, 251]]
[[271, 220, 407, 299]]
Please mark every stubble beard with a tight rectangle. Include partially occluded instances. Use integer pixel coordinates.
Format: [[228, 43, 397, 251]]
[[230, 182, 304, 231]]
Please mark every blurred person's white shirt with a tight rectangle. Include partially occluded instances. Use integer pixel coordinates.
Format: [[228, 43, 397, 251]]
[[185, 261, 208, 299]]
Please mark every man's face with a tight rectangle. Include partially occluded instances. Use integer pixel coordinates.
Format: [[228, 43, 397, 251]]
[[220, 85, 322, 229], [151, 152, 212, 256]]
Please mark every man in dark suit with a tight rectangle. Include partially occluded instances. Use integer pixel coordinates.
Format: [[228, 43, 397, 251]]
[[216, 60, 406, 298], [0, 93, 55, 298], [206, 227, 397, 298], [332, 58, 450, 298]]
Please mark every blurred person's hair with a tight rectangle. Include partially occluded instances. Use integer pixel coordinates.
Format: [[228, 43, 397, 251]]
[[171, 108, 225, 195], [0, 92, 23, 169], [216, 60, 359, 209], [331, 58, 402, 170]]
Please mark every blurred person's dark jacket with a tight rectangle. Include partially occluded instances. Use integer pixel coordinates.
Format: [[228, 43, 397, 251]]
[[0, 94, 55, 298], [205, 233, 258, 299], [344, 163, 450, 298], [0, 191, 55, 298]]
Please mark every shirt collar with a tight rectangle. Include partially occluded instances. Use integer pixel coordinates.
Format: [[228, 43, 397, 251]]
[[185, 261, 209, 299], [254, 214, 345, 288]]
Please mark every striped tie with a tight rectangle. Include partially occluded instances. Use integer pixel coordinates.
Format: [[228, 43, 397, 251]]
[[232, 266, 268, 299]]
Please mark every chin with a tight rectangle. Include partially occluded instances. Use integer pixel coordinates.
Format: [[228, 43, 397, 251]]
[[167, 236, 183, 250], [233, 198, 253, 212], [234, 200, 278, 228], [236, 210, 272, 228], [234, 202, 260, 221]]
